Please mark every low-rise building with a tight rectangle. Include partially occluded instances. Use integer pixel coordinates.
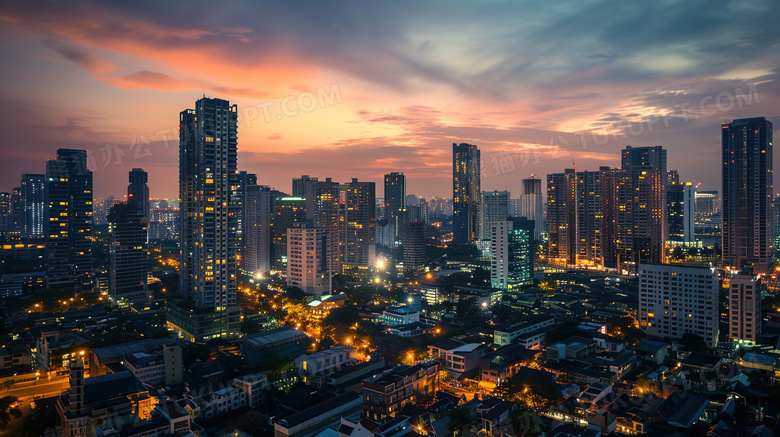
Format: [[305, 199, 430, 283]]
[[234, 373, 269, 409], [274, 392, 363, 437], [382, 307, 419, 326], [428, 339, 486, 378], [240, 327, 312, 363], [493, 316, 555, 346], [362, 361, 439, 421], [477, 344, 538, 385], [294, 346, 356, 385], [119, 344, 182, 386], [546, 336, 597, 363]]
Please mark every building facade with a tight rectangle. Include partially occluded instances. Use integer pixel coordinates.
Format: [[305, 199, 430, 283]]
[[172, 97, 241, 342], [108, 202, 148, 304], [287, 223, 332, 296], [340, 178, 376, 278], [453, 143, 481, 245], [729, 275, 761, 342], [638, 264, 719, 347], [722, 117, 773, 273], [480, 190, 510, 241], [20, 173, 45, 237]]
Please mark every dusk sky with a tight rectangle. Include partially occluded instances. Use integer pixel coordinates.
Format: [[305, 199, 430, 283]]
[[0, 0, 778, 200]]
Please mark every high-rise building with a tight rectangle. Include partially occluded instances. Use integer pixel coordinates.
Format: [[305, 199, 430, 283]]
[[722, 117, 773, 273], [638, 264, 719, 348], [521, 176, 545, 241], [480, 190, 509, 241], [108, 202, 148, 304], [287, 223, 331, 296], [304, 178, 340, 276], [270, 197, 307, 270], [694, 190, 721, 246], [244, 184, 273, 275], [340, 178, 376, 278], [729, 274, 761, 342], [93, 196, 118, 226], [617, 146, 667, 267], [490, 218, 533, 289], [773, 194, 780, 257], [148, 199, 179, 240], [10, 187, 21, 235], [292, 175, 317, 198], [667, 182, 695, 243], [575, 169, 604, 266], [384, 172, 405, 232], [45, 149, 93, 286], [452, 143, 481, 245], [127, 168, 149, 218], [20, 174, 45, 237], [546, 170, 576, 266], [402, 221, 426, 277], [170, 97, 241, 342], [0, 192, 11, 236], [236, 171, 258, 271]]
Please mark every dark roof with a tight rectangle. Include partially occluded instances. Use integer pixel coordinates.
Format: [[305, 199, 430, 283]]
[[83, 371, 144, 403], [278, 392, 360, 428], [681, 352, 723, 370], [430, 339, 466, 350], [667, 396, 709, 428]]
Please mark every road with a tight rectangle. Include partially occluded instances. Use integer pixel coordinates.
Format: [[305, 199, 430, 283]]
[[2, 375, 69, 401]]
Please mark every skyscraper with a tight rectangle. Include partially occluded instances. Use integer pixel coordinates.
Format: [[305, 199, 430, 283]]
[[384, 172, 405, 232], [722, 117, 773, 273], [0, 192, 11, 236], [521, 176, 545, 241], [170, 97, 241, 342], [452, 143, 481, 245], [480, 190, 509, 241], [667, 182, 695, 243], [340, 178, 376, 278], [45, 149, 93, 286], [10, 187, 21, 235], [127, 168, 149, 219], [244, 184, 273, 275], [20, 174, 45, 238], [546, 170, 576, 266], [236, 171, 258, 271], [108, 202, 148, 304], [617, 146, 667, 267]]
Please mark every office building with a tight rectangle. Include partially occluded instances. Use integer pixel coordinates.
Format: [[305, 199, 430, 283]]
[[668, 182, 695, 243], [93, 196, 118, 226], [108, 202, 148, 304], [148, 199, 179, 240], [287, 223, 331, 296], [270, 197, 306, 269], [20, 174, 45, 237], [402, 220, 426, 277], [45, 149, 93, 286], [521, 175, 545, 240], [480, 190, 509, 241], [453, 143, 481, 244], [0, 193, 10, 235], [340, 178, 376, 278], [638, 264, 719, 348], [729, 275, 761, 342], [244, 184, 273, 275], [236, 171, 258, 270], [9, 187, 21, 235], [384, 172, 405, 234], [169, 97, 241, 343], [491, 218, 534, 289], [127, 168, 149, 219], [722, 117, 774, 273]]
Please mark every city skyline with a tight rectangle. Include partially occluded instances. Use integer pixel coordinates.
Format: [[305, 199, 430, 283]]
[[0, 1, 779, 199]]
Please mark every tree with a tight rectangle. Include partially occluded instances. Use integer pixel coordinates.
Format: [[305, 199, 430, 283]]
[[447, 407, 473, 436], [501, 371, 562, 412], [16, 404, 60, 437], [225, 411, 272, 437], [0, 380, 15, 393], [0, 396, 21, 429]]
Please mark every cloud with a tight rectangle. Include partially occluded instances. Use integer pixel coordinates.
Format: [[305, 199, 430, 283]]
[[53, 45, 115, 74], [103, 70, 271, 99]]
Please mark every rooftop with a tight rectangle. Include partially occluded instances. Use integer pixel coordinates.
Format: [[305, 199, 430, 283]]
[[241, 327, 309, 348]]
